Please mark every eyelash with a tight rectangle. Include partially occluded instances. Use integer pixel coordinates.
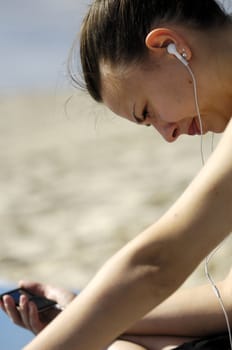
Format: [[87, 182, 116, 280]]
[[133, 106, 151, 126], [142, 107, 149, 121], [140, 107, 151, 127]]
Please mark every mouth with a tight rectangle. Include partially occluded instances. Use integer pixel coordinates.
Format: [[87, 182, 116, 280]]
[[188, 117, 202, 136]]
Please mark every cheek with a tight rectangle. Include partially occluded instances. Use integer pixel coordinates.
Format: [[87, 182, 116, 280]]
[[154, 81, 195, 122], [154, 91, 186, 122]]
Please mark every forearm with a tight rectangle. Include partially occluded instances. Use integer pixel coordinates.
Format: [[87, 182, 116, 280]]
[[127, 278, 232, 337]]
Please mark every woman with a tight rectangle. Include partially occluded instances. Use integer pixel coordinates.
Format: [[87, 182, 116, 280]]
[[1, 1, 232, 349]]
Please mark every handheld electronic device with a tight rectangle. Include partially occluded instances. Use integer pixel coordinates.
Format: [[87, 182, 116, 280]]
[[0, 288, 57, 312]]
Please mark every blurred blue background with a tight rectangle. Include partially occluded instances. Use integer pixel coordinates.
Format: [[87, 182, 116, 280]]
[[0, 0, 89, 93]]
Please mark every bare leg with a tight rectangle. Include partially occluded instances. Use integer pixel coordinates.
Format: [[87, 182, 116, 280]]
[[108, 340, 147, 350], [114, 335, 196, 350]]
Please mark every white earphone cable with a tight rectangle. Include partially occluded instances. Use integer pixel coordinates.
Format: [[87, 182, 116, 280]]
[[185, 65, 205, 164], [205, 244, 232, 349]]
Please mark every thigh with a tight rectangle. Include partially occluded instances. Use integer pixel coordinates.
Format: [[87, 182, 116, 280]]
[[108, 340, 147, 350], [119, 335, 194, 350]]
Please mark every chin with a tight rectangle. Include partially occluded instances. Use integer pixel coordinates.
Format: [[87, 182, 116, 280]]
[[213, 124, 228, 133], [212, 114, 231, 133]]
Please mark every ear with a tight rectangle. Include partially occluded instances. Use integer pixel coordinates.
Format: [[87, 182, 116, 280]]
[[145, 28, 192, 60]]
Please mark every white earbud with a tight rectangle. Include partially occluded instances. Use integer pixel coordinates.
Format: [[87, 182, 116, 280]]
[[167, 43, 188, 66]]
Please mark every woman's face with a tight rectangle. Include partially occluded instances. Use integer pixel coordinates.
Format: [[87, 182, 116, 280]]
[[101, 55, 229, 142]]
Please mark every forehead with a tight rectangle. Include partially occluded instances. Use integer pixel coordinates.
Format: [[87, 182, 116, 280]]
[[100, 61, 146, 119]]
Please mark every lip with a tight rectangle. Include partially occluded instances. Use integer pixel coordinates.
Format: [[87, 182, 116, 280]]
[[188, 117, 201, 136]]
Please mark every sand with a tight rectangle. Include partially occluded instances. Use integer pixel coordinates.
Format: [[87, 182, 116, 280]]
[[0, 91, 231, 290]]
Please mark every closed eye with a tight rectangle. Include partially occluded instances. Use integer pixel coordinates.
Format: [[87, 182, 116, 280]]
[[132, 104, 151, 127], [141, 107, 151, 127], [133, 106, 149, 123], [142, 108, 151, 125], [142, 107, 149, 120]]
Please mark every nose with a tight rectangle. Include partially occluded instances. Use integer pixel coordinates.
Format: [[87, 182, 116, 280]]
[[151, 120, 179, 143]]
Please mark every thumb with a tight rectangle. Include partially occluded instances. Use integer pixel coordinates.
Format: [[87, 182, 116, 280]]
[[18, 280, 46, 297]]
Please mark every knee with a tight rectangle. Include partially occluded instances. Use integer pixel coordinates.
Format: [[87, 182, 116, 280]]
[[108, 340, 147, 350]]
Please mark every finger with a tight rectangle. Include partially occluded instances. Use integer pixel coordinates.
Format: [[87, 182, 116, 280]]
[[19, 295, 45, 334], [19, 294, 33, 330], [28, 301, 45, 334], [3, 295, 25, 328], [18, 280, 45, 297], [0, 299, 6, 312]]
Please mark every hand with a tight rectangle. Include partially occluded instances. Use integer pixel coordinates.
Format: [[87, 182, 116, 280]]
[[0, 280, 76, 334]]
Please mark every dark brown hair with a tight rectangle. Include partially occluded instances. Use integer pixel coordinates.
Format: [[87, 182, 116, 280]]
[[69, 0, 230, 102]]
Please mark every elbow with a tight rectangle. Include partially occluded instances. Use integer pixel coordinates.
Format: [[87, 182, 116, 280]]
[[126, 240, 189, 305]]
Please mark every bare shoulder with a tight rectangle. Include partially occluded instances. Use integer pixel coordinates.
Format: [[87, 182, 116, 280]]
[[204, 117, 232, 179], [184, 117, 232, 218], [215, 118, 232, 151]]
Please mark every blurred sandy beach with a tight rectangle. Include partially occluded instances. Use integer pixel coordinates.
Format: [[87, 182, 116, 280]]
[[1, 91, 232, 290]]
